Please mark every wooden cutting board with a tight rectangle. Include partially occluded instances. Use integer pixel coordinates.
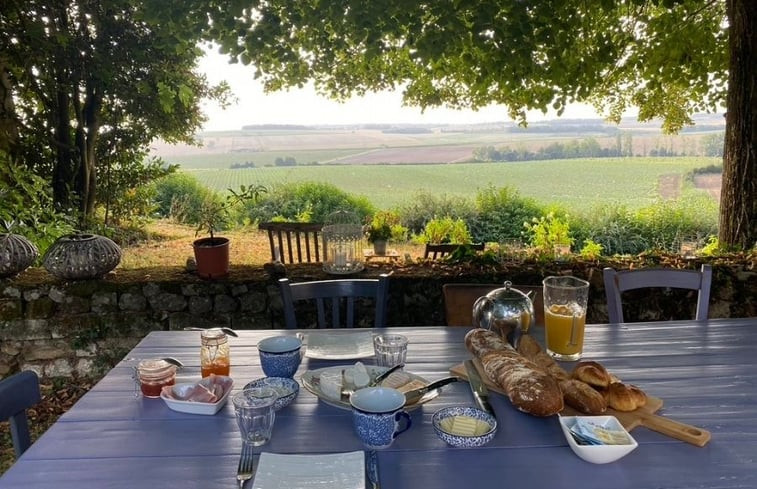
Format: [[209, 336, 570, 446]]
[[450, 360, 711, 447]]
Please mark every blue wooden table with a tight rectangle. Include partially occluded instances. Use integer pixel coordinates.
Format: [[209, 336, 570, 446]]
[[1, 319, 756, 488]]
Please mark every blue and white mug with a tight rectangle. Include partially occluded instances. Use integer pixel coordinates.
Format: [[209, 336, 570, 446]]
[[350, 387, 412, 449], [258, 335, 302, 378]]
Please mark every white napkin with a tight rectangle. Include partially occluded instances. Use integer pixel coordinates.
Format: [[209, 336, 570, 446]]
[[252, 451, 365, 489]]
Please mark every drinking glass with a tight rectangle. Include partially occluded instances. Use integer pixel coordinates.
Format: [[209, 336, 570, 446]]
[[542, 276, 590, 361], [233, 387, 277, 446], [373, 334, 408, 368]]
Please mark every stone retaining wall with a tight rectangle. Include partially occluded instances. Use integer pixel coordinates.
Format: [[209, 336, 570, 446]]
[[1, 259, 754, 378]]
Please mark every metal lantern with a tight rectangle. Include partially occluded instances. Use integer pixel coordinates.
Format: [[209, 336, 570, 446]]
[[0, 233, 39, 278], [43, 233, 122, 280], [322, 211, 364, 275]]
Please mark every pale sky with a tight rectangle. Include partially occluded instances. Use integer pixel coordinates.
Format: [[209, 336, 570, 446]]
[[198, 49, 605, 131]]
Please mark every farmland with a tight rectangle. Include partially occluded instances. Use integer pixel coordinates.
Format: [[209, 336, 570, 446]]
[[152, 121, 723, 215]]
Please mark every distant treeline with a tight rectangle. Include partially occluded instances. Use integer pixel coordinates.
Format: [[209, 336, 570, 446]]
[[474, 134, 724, 162], [240, 124, 310, 130]]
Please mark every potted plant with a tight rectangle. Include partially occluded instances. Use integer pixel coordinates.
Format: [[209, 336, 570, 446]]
[[365, 212, 395, 255], [193, 184, 265, 279]]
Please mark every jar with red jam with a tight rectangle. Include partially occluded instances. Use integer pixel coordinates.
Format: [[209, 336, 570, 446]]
[[136, 359, 177, 398]]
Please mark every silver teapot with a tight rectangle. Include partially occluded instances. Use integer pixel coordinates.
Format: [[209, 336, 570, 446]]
[[472, 281, 535, 347]]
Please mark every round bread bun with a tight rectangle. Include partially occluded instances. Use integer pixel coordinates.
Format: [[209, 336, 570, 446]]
[[604, 382, 648, 412], [572, 361, 611, 388]]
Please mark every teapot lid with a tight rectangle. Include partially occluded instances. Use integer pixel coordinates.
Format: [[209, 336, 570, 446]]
[[487, 281, 532, 303]]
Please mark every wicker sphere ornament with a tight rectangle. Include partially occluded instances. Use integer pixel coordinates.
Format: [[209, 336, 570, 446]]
[[43, 233, 122, 280], [0, 233, 39, 278]]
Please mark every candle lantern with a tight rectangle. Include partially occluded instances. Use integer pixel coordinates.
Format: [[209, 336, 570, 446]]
[[322, 210, 364, 275]]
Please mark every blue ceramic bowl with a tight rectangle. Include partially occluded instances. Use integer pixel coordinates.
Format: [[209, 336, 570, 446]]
[[258, 336, 302, 378], [432, 406, 497, 448], [244, 377, 299, 411]]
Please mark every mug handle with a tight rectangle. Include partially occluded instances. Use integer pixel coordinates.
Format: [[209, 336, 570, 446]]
[[392, 410, 412, 439]]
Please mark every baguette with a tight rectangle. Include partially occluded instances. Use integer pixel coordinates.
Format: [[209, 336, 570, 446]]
[[465, 329, 564, 416], [559, 379, 607, 414]]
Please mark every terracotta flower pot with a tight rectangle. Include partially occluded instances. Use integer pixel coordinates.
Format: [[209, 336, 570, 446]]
[[193, 237, 230, 279]]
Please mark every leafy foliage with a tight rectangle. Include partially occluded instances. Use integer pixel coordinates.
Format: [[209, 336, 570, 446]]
[[523, 212, 574, 255], [417, 217, 472, 244], [469, 186, 543, 243], [395, 191, 476, 235], [247, 182, 375, 224]]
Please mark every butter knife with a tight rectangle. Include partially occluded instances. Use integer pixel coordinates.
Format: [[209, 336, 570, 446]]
[[464, 359, 495, 417], [365, 450, 380, 489], [404, 376, 459, 405]]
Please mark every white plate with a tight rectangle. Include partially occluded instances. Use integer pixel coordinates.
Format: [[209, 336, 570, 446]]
[[300, 365, 437, 411], [305, 331, 375, 360], [160, 378, 233, 415], [252, 451, 364, 489]]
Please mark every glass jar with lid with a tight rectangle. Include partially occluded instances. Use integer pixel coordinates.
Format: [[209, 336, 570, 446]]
[[201, 329, 231, 377], [136, 359, 177, 398]]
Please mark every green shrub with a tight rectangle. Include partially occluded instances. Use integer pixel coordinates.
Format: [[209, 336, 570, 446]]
[[395, 191, 475, 234], [523, 212, 574, 255], [417, 216, 472, 244], [469, 186, 544, 242], [0, 156, 75, 256], [152, 173, 216, 225], [248, 182, 375, 223]]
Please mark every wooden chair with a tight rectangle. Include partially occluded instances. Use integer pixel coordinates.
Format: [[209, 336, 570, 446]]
[[258, 222, 323, 264], [442, 283, 544, 327], [279, 274, 391, 328], [424, 243, 485, 260], [0, 370, 42, 458], [603, 264, 713, 324]]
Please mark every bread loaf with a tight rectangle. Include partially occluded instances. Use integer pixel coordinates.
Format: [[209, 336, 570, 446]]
[[465, 329, 564, 416], [559, 379, 607, 414]]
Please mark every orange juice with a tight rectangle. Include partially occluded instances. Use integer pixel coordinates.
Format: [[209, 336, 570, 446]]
[[544, 303, 586, 360]]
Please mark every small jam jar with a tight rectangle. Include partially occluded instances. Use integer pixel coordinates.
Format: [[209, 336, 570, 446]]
[[136, 359, 177, 398], [201, 329, 230, 377]]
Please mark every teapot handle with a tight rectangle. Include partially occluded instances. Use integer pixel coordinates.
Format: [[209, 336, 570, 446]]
[[472, 296, 494, 330]]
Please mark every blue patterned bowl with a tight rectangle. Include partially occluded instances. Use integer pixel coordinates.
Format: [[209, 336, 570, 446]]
[[244, 377, 299, 411], [432, 406, 497, 448], [258, 336, 302, 378]]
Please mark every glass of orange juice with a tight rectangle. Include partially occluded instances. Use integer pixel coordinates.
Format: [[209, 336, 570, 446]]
[[542, 276, 590, 361]]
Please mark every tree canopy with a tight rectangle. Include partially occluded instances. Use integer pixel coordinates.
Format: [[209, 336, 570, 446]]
[[1, 0, 754, 248], [1, 0, 228, 224]]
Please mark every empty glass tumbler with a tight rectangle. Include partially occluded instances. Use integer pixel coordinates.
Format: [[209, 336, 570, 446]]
[[233, 387, 277, 446], [373, 334, 408, 368]]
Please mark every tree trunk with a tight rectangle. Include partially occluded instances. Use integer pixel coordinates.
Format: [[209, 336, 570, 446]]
[[720, 0, 757, 249], [0, 59, 19, 156]]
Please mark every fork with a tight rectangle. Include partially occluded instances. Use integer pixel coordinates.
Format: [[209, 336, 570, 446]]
[[237, 443, 255, 489]]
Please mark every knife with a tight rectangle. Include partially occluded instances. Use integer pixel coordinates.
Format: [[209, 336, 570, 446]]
[[464, 359, 495, 417], [404, 376, 459, 405], [365, 450, 380, 489]]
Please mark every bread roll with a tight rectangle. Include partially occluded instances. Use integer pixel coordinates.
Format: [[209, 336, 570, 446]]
[[604, 382, 647, 411], [466, 329, 564, 417], [559, 379, 607, 414], [572, 361, 611, 388]]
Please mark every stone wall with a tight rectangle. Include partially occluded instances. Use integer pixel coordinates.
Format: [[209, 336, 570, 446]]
[[1, 258, 755, 378]]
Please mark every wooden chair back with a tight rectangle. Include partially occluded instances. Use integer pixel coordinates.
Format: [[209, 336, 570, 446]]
[[258, 222, 323, 264], [442, 283, 544, 327], [603, 264, 713, 323], [0, 370, 41, 458], [424, 243, 485, 260], [279, 274, 390, 328]]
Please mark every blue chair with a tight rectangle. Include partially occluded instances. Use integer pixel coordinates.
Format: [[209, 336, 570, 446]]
[[0, 370, 42, 458], [279, 274, 390, 328], [603, 264, 712, 324]]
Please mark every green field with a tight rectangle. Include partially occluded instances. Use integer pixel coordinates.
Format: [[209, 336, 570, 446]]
[[183, 157, 719, 214]]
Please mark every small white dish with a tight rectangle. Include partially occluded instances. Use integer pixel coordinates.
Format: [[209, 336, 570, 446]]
[[160, 377, 233, 415], [559, 415, 638, 464]]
